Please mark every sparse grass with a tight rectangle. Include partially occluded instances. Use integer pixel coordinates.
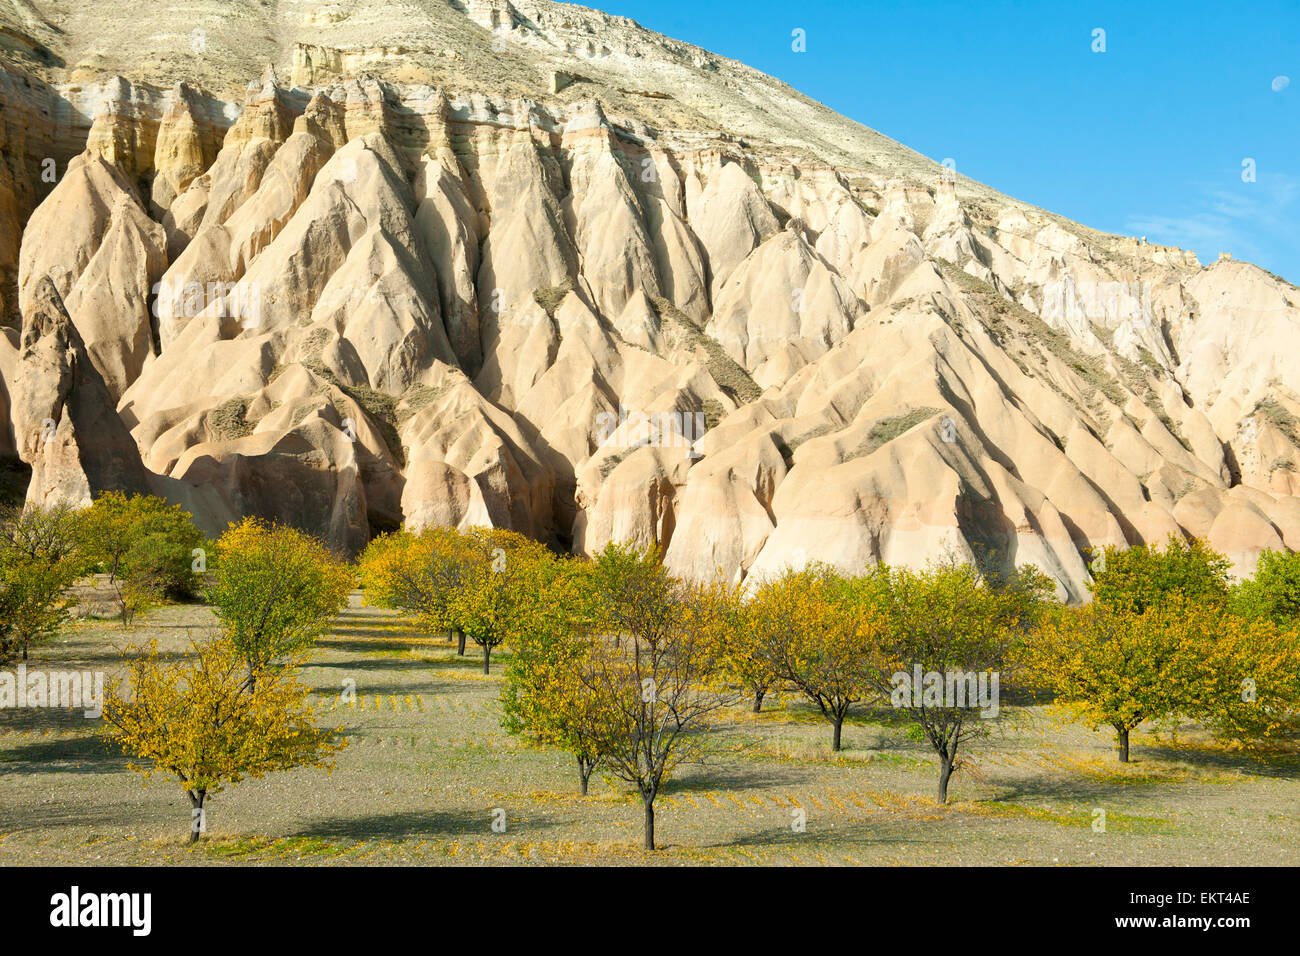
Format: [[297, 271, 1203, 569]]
[[1089, 320, 1115, 349], [533, 278, 575, 318], [1112, 352, 1195, 454], [1172, 474, 1200, 503], [932, 256, 1128, 429], [597, 445, 640, 480], [968, 801, 1176, 835], [294, 342, 407, 465], [853, 407, 940, 459], [1057, 343, 1126, 409], [1136, 346, 1163, 376], [774, 423, 834, 468], [649, 296, 762, 405], [1254, 397, 1300, 448], [209, 397, 255, 440], [343, 384, 401, 457], [396, 384, 451, 425], [201, 834, 351, 859], [299, 327, 333, 374], [290, 401, 325, 428]]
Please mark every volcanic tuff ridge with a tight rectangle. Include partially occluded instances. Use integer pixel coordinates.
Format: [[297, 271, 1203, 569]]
[[2, 0, 1299, 600]]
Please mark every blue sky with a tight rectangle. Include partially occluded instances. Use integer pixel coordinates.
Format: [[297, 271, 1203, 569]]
[[600, 0, 1300, 284]]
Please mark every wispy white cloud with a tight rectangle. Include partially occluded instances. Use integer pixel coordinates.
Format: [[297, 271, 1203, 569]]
[[1125, 173, 1299, 280]]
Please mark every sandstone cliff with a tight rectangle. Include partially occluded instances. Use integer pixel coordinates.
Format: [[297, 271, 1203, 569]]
[[2, 0, 1298, 600]]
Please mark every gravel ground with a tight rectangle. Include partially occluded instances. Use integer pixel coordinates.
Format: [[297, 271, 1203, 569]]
[[1, 591, 1296, 866]]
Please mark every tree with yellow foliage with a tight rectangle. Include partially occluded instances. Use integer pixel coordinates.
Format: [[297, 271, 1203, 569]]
[[574, 543, 733, 850], [704, 578, 777, 712], [748, 565, 884, 751], [1191, 613, 1300, 746], [501, 559, 612, 794], [447, 528, 553, 674], [866, 563, 1048, 802], [357, 528, 473, 652], [102, 635, 345, 842], [1029, 597, 1210, 762], [208, 518, 353, 680]]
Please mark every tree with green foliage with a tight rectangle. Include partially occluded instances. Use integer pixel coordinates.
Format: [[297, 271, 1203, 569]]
[[501, 559, 612, 794], [0, 504, 84, 663], [1233, 549, 1300, 625], [76, 492, 207, 624], [1088, 535, 1231, 614], [867, 562, 1050, 801], [447, 528, 553, 674], [207, 517, 352, 679]]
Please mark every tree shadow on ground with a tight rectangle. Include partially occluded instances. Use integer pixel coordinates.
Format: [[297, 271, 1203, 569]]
[[306, 656, 453, 675], [0, 796, 163, 834], [0, 734, 124, 774], [717, 820, 929, 851], [0, 706, 104, 732], [323, 623, 427, 636], [975, 772, 1147, 804], [1129, 743, 1300, 780], [290, 808, 568, 842], [315, 636, 436, 655], [662, 760, 815, 795], [28, 644, 198, 668]]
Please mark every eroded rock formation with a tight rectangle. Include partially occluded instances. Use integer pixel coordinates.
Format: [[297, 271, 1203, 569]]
[[2, 1, 1299, 600]]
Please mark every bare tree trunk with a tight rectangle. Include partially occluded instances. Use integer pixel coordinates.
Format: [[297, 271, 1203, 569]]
[[578, 756, 592, 796], [832, 715, 843, 752], [188, 790, 206, 844], [937, 753, 953, 804], [1115, 725, 1130, 763], [643, 796, 656, 851], [482, 643, 491, 674], [456, 629, 466, 656], [752, 687, 766, 713]]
